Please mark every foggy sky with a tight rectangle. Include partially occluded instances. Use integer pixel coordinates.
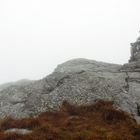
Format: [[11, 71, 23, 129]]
[[0, 0, 140, 84]]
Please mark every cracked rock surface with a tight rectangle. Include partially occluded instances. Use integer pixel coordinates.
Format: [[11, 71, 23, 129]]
[[0, 58, 140, 123]]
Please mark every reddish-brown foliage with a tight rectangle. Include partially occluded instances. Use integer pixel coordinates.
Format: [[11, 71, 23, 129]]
[[0, 100, 139, 140]]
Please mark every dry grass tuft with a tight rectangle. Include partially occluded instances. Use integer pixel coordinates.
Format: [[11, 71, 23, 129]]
[[0, 100, 139, 140]]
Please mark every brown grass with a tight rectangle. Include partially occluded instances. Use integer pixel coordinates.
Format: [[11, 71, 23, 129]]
[[0, 100, 139, 140]]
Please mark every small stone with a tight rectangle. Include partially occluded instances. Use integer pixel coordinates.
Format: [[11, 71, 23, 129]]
[[5, 128, 32, 135]]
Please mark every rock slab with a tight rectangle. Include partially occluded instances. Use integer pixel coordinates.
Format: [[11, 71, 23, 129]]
[[0, 58, 140, 123]]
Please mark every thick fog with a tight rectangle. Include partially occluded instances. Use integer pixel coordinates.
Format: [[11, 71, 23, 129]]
[[0, 0, 140, 84]]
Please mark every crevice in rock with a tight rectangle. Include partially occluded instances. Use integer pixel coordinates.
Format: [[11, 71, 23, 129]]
[[56, 75, 71, 87], [10, 100, 27, 105], [136, 103, 140, 116], [128, 78, 140, 83], [76, 70, 85, 74], [43, 72, 87, 95], [124, 72, 130, 92]]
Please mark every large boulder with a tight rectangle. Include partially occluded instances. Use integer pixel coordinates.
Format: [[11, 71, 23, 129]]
[[0, 58, 140, 123]]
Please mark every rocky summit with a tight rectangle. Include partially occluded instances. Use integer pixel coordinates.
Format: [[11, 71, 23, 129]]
[[1, 36, 140, 124]]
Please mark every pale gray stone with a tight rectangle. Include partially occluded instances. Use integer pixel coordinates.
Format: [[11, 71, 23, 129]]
[[0, 58, 140, 123], [5, 128, 32, 135]]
